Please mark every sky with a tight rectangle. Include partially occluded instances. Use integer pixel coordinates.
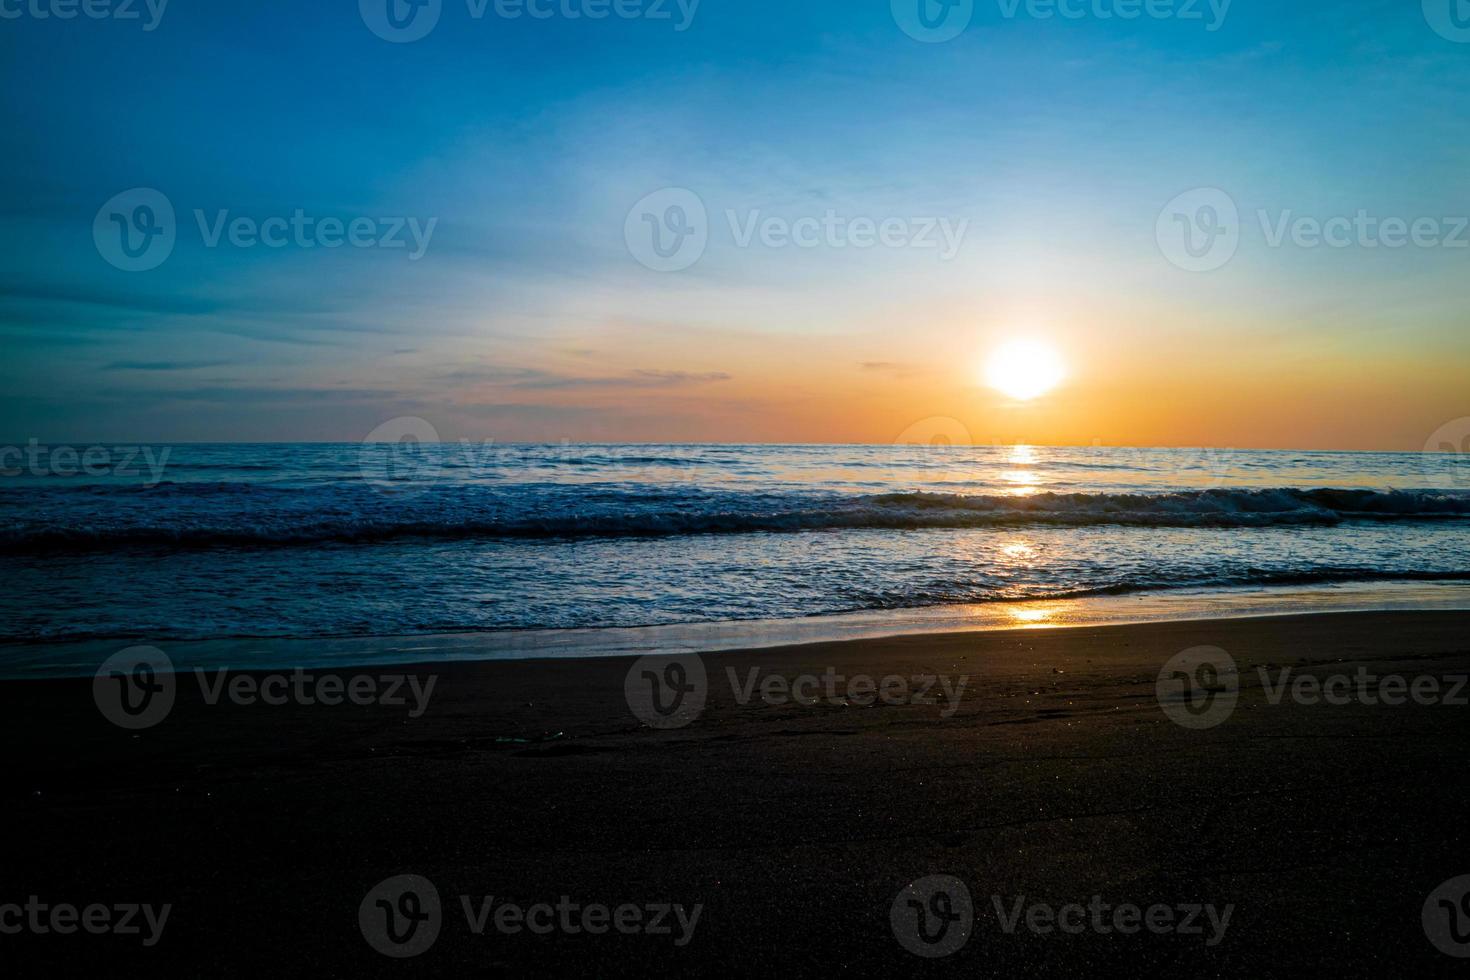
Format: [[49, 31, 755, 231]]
[[1, 0, 1467, 449]]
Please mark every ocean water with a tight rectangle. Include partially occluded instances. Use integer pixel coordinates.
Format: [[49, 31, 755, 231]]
[[1, 442, 1468, 646]]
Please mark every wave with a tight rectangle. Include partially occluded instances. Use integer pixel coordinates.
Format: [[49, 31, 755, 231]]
[[2, 487, 1468, 553]]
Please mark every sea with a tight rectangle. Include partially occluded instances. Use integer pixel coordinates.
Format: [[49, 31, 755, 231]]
[[2, 442, 1469, 672]]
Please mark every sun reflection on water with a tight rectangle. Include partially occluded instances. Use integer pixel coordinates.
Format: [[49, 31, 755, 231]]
[[1001, 600, 1081, 629], [1008, 444, 1038, 465]]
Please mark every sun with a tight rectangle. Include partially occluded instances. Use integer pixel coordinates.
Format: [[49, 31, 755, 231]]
[[984, 339, 1066, 401]]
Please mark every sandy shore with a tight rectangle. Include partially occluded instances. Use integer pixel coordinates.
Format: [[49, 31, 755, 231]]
[[4, 610, 1469, 974]]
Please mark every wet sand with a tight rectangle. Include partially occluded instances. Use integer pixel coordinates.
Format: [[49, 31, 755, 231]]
[[4, 610, 1469, 975]]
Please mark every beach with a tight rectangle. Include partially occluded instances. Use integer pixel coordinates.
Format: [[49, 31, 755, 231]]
[[6, 609, 1468, 974], [10, 0, 1470, 974]]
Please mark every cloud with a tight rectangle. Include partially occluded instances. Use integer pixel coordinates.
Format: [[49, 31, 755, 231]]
[[439, 366, 733, 390], [103, 360, 236, 372], [860, 361, 922, 378], [152, 386, 405, 404]]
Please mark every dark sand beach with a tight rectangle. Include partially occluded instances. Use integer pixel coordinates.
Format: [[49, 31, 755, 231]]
[[4, 610, 1469, 975]]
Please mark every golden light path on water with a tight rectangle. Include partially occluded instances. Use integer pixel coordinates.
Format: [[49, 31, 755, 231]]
[[1006, 602, 1078, 628]]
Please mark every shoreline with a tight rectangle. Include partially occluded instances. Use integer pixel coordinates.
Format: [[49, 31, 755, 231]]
[[6, 578, 1470, 679]]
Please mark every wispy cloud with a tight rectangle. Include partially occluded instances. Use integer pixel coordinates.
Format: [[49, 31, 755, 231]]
[[103, 360, 236, 372], [860, 361, 923, 379], [440, 366, 732, 390]]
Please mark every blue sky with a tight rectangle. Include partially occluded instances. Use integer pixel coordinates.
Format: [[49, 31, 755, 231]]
[[2, 0, 1467, 446]]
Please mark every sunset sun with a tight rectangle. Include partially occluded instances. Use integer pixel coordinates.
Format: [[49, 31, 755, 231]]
[[984, 339, 1066, 401]]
